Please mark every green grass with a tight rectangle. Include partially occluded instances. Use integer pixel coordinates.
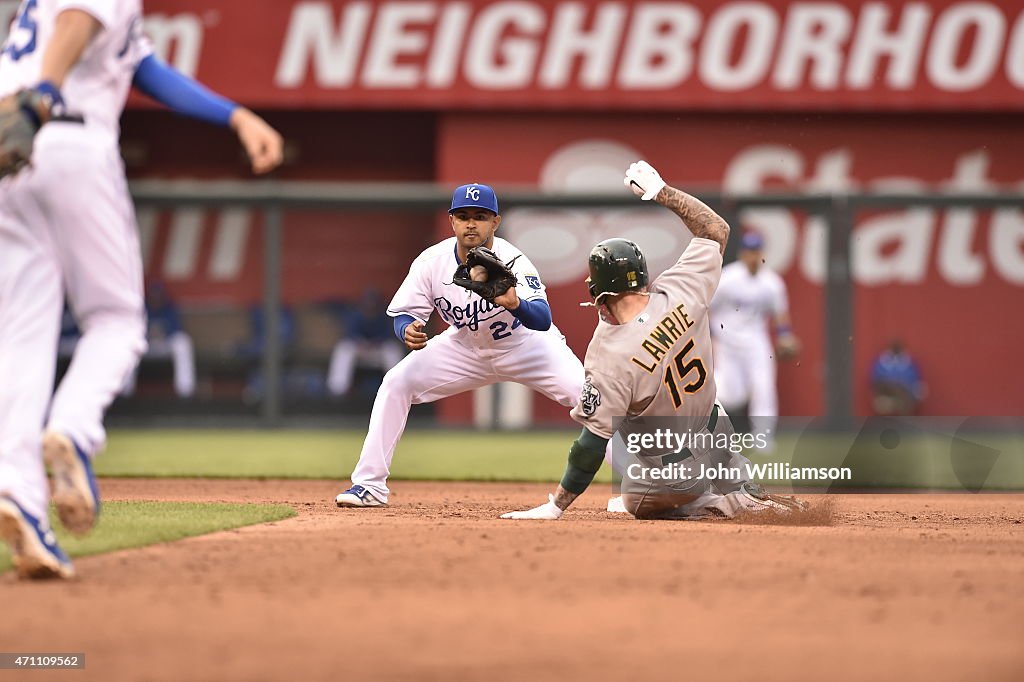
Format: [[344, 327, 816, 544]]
[[4, 428, 1018, 571], [0, 501, 295, 574], [739, 432, 1024, 490], [97, 429, 602, 482], [96, 428, 1024, 490]]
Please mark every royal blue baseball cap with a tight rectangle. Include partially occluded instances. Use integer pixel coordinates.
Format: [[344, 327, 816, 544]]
[[449, 183, 499, 214], [740, 231, 765, 251]]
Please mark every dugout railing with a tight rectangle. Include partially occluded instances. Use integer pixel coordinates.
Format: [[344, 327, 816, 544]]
[[129, 181, 1024, 425]]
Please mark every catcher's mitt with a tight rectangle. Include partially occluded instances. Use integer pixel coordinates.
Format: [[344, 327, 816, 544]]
[[453, 247, 519, 303], [0, 88, 58, 179]]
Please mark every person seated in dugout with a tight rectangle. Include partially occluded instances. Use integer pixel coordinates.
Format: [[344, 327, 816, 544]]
[[121, 282, 196, 399], [326, 289, 405, 398]]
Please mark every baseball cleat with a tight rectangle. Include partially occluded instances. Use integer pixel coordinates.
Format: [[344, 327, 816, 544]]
[[606, 496, 628, 513], [335, 485, 387, 508], [740, 483, 809, 514], [0, 496, 75, 580], [43, 431, 100, 535]]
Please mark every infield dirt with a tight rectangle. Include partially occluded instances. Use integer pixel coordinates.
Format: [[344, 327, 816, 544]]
[[2, 480, 1022, 681]]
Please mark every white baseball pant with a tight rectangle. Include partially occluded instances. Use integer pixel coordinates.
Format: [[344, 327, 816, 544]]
[[350, 327, 584, 502], [0, 125, 146, 519]]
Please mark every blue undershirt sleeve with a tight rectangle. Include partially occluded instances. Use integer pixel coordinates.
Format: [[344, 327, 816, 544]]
[[132, 55, 237, 127], [509, 298, 551, 331], [393, 314, 416, 342]]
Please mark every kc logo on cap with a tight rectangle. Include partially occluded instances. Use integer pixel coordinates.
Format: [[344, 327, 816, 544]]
[[450, 183, 499, 214]]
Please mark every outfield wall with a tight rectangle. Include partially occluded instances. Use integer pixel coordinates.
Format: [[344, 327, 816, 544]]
[[96, 0, 1024, 421]]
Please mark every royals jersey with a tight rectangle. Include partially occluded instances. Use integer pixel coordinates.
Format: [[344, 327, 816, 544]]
[[388, 236, 557, 350], [710, 262, 788, 348], [0, 0, 151, 139], [570, 238, 723, 439]]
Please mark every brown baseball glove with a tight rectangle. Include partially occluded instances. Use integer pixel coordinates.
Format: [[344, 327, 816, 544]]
[[0, 88, 58, 179], [453, 247, 520, 303]]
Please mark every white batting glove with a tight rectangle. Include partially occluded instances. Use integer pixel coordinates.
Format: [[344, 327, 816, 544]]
[[500, 494, 564, 520], [624, 160, 666, 201]]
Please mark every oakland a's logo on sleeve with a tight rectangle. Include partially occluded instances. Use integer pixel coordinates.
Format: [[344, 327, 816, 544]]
[[580, 378, 601, 417]]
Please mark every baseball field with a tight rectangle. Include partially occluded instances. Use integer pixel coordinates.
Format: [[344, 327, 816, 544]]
[[2, 429, 1023, 681]]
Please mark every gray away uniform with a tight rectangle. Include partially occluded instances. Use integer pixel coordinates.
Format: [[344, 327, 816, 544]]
[[570, 237, 763, 519]]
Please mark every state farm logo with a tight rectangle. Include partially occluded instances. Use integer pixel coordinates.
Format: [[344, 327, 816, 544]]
[[502, 140, 1024, 288], [728, 146, 1024, 287]]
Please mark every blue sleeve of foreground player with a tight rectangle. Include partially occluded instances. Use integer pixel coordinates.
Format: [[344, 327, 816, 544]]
[[132, 55, 237, 127]]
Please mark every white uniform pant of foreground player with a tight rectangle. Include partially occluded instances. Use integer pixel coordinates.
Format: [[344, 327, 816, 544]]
[[350, 327, 584, 502], [0, 126, 145, 520]]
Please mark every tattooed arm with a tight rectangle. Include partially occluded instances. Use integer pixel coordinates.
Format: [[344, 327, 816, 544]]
[[655, 185, 731, 254], [625, 160, 731, 254], [501, 428, 608, 519], [551, 485, 581, 511]]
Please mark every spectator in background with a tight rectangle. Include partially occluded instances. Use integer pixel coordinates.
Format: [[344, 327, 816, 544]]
[[237, 304, 299, 404], [871, 340, 926, 416], [122, 282, 195, 399], [327, 289, 405, 398], [710, 231, 800, 452], [236, 305, 297, 360]]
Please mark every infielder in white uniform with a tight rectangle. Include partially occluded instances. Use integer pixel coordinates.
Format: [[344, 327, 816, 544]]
[[335, 183, 585, 507], [502, 161, 806, 521], [710, 232, 800, 452], [0, 0, 283, 579]]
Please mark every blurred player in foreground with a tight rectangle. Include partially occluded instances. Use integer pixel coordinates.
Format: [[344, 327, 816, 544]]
[[710, 232, 800, 452], [502, 161, 805, 521], [0, 0, 283, 579], [335, 183, 585, 508]]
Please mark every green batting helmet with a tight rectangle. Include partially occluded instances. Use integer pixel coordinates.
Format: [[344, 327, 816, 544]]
[[587, 238, 649, 302]]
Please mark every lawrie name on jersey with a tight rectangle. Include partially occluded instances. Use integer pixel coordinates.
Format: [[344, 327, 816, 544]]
[[630, 302, 697, 373]]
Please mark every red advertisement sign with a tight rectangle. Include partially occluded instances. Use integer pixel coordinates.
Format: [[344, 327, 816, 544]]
[[14, 0, 1020, 110]]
